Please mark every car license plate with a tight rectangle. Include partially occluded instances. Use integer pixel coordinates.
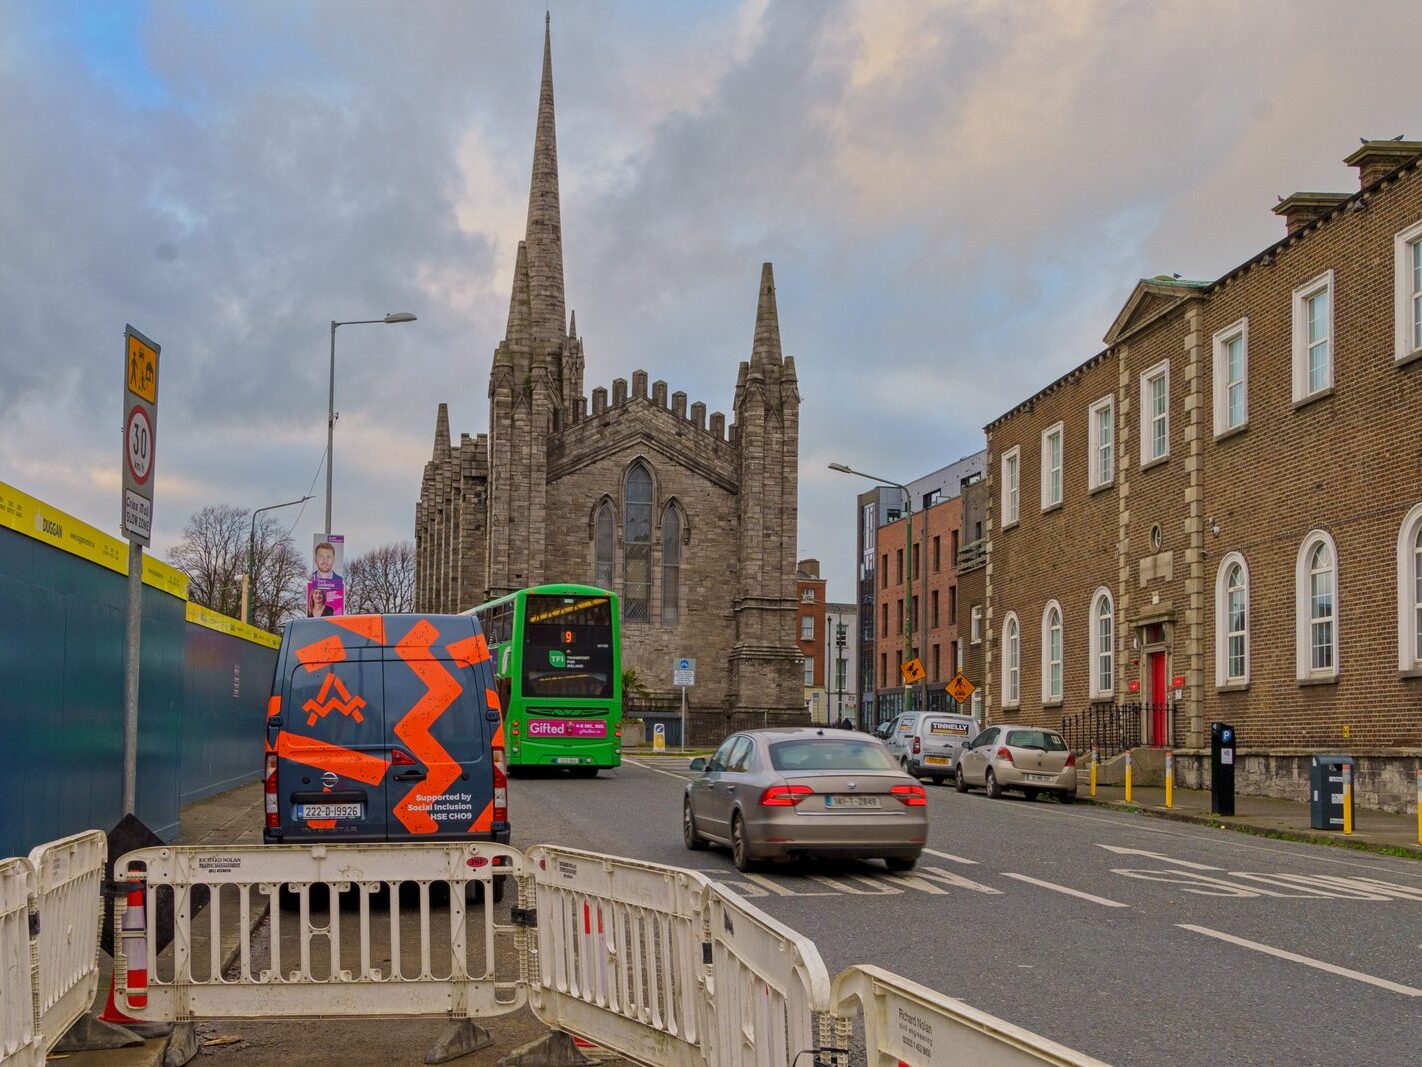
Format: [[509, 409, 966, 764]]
[[825, 795, 880, 809], [299, 803, 361, 820], [924, 756, 950, 765], [553, 757, 582, 765], [1024, 773, 1054, 783]]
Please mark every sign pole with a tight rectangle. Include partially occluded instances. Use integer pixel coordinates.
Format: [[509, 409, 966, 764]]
[[121, 541, 143, 815], [680, 685, 687, 751]]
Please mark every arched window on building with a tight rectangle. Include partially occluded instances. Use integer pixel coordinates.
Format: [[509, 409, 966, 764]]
[[1398, 504, 1422, 671], [623, 463, 653, 622], [1002, 613, 1020, 708], [1295, 531, 1338, 680], [1041, 601, 1063, 703], [661, 503, 682, 625], [593, 502, 615, 591], [1089, 588, 1113, 698], [1214, 554, 1249, 687]]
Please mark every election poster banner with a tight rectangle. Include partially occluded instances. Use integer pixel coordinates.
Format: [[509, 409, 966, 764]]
[[308, 533, 346, 616]]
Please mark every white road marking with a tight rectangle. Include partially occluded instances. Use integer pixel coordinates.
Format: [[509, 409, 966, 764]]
[[1179, 925, 1422, 997], [922, 848, 978, 865], [1095, 844, 1224, 870], [1000, 873, 1130, 908], [623, 758, 694, 781]]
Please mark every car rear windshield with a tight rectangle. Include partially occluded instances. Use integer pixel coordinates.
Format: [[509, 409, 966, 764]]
[[1006, 730, 1068, 752], [769, 739, 899, 772]]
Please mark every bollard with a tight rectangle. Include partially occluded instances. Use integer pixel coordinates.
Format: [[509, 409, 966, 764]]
[[1089, 745, 1098, 798], [1341, 761, 1353, 836], [1417, 769, 1421, 846], [1165, 750, 1174, 808], [1124, 749, 1133, 803]]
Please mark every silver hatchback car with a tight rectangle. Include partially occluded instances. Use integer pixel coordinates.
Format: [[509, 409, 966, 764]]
[[683, 728, 928, 872], [955, 726, 1078, 803]]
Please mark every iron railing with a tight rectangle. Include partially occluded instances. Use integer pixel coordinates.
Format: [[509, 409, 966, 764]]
[[1060, 701, 1179, 757]]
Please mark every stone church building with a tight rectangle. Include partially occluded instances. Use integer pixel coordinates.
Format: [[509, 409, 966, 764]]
[[414, 19, 805, 732]]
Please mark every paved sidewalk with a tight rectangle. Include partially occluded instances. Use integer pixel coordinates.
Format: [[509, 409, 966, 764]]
[[1082, 781, 1422, 858]]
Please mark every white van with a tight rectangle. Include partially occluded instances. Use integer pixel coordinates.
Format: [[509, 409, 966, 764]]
[[898, 712, 978, 783]]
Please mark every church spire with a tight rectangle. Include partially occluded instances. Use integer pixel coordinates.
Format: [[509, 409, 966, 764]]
[[505, 241, 532, 341], [750, 262, 783, 369], [520, 12, 566, 344], [433, 402, 451, 456]]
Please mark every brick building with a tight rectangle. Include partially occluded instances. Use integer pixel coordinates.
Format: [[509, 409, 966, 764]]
[[796, 560, 828, 720], [982, 139, 1422, 811], [414, 19, 804, 735], [870, 453, 985, 721]]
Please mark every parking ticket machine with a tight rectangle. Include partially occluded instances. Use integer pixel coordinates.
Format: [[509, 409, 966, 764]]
[[1210, 721, 1236, 817]]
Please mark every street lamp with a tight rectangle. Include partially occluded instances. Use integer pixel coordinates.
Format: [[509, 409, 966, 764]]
[[242, 495, 314, 624], [829, 462, 929, 715], [327, 312, 418, 536]]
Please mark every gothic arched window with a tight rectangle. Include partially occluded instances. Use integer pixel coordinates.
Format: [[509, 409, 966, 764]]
[[662, 504, 682, 625], [623, 464, 653, 622], [594, 503, 615, 591]]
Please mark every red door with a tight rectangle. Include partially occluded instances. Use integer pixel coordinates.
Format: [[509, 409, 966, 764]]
[[1147, 651, 1167, 745]]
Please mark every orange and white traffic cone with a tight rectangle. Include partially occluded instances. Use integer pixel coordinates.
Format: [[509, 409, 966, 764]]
[[102, 878, 148, 1021]]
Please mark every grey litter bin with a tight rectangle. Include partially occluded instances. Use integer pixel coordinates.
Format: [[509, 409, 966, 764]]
[[1309, 754, 1355, 830]]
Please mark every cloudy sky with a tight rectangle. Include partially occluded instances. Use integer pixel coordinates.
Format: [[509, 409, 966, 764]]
[[3, 0, 1419, 603]]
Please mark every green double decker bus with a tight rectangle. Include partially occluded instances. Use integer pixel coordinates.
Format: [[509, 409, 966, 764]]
[[466, 584, 622, 775]]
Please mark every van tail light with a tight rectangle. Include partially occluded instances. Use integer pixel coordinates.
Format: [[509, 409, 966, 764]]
[[264, 753, 279, 828], [912, 736, 922, 755], [1065, 751, 1076, 768], [391, 748, 417, 766], [760, 784, 813, 807], [996, 747, 1014, 764], [492, 748, 508, 825], [891, 783, 928, 806]]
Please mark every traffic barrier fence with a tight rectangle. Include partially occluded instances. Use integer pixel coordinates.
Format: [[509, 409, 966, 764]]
[[0, 830, 106, 1067]]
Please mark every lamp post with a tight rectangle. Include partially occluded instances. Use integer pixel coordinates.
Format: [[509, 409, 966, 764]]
[[327, 312, 417, 537], [242, 495, 313, 625], [830, 462, 929, 714]]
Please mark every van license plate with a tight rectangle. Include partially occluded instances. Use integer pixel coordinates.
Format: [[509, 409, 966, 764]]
[[923, 756, 950, 765], [299, 803, 361, 820], [825, 795, 880, 809]]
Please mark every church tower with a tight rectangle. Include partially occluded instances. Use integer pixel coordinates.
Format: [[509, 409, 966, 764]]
[[485, 15, 584, 596], [730, 264, 804, 712]]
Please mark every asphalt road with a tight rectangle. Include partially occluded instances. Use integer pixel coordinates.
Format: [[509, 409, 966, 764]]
[[509, 757, 1422, 1067]]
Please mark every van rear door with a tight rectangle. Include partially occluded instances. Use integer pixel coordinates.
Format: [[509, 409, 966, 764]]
[[276, 654, 389, 841], [383, 622, 496, 841]]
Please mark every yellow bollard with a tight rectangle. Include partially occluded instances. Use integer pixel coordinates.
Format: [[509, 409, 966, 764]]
[[1090, 745, 1098, 798], [1341, 761, 1353, 836], [1165, 750, 1174, 808], [1416, 769, 1421, 846], [1124, 749, 1133, 804]]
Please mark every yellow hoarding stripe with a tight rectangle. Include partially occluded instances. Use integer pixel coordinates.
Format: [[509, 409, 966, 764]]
[[0, 479, 189, 599], [185, 602, 281, 649]]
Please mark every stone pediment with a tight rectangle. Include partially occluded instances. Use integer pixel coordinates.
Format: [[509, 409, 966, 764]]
[[548, 398, 738, 491], [1103, 277, 1209, 346]]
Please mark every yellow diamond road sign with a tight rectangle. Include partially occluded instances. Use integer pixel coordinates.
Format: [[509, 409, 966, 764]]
[[946, 672, 975, 704], [900, 658, 926, 685]]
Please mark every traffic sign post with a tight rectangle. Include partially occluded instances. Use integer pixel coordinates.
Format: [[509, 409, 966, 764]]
[[121, 325, 160, 819], [674, 658, 695, 750]]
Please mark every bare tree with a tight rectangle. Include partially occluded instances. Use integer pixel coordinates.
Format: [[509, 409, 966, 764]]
[[346, 541, 416, 614], [168, 505, 305, 630]]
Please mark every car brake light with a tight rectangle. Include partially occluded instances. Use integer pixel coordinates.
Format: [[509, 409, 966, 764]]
[[891, 783, 927, 806], [1065, 751, 1076, 767], [264, 753, 279, 828], [492, 748, 508, 824], [391, 748, 417, 766], [996, 746, 1014, 763], [760, 784, 813, 806], [912, 736, 922, 754]]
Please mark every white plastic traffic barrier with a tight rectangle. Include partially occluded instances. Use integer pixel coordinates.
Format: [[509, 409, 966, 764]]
[[112, 841, 526, 1022], [524, 846, 712, 1067], [828, 965, 1113, 1067], [702, 885, 832, 1067], [0, 856, 40, 1067], [26, 831, 106, 1056]]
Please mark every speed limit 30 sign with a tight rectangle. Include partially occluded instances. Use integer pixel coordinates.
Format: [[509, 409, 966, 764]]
[[122, 325, 160, 545]]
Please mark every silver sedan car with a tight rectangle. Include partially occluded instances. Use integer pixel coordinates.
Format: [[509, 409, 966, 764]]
[[955, 725, 1078, 803], [683, 728, 928, 872]]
